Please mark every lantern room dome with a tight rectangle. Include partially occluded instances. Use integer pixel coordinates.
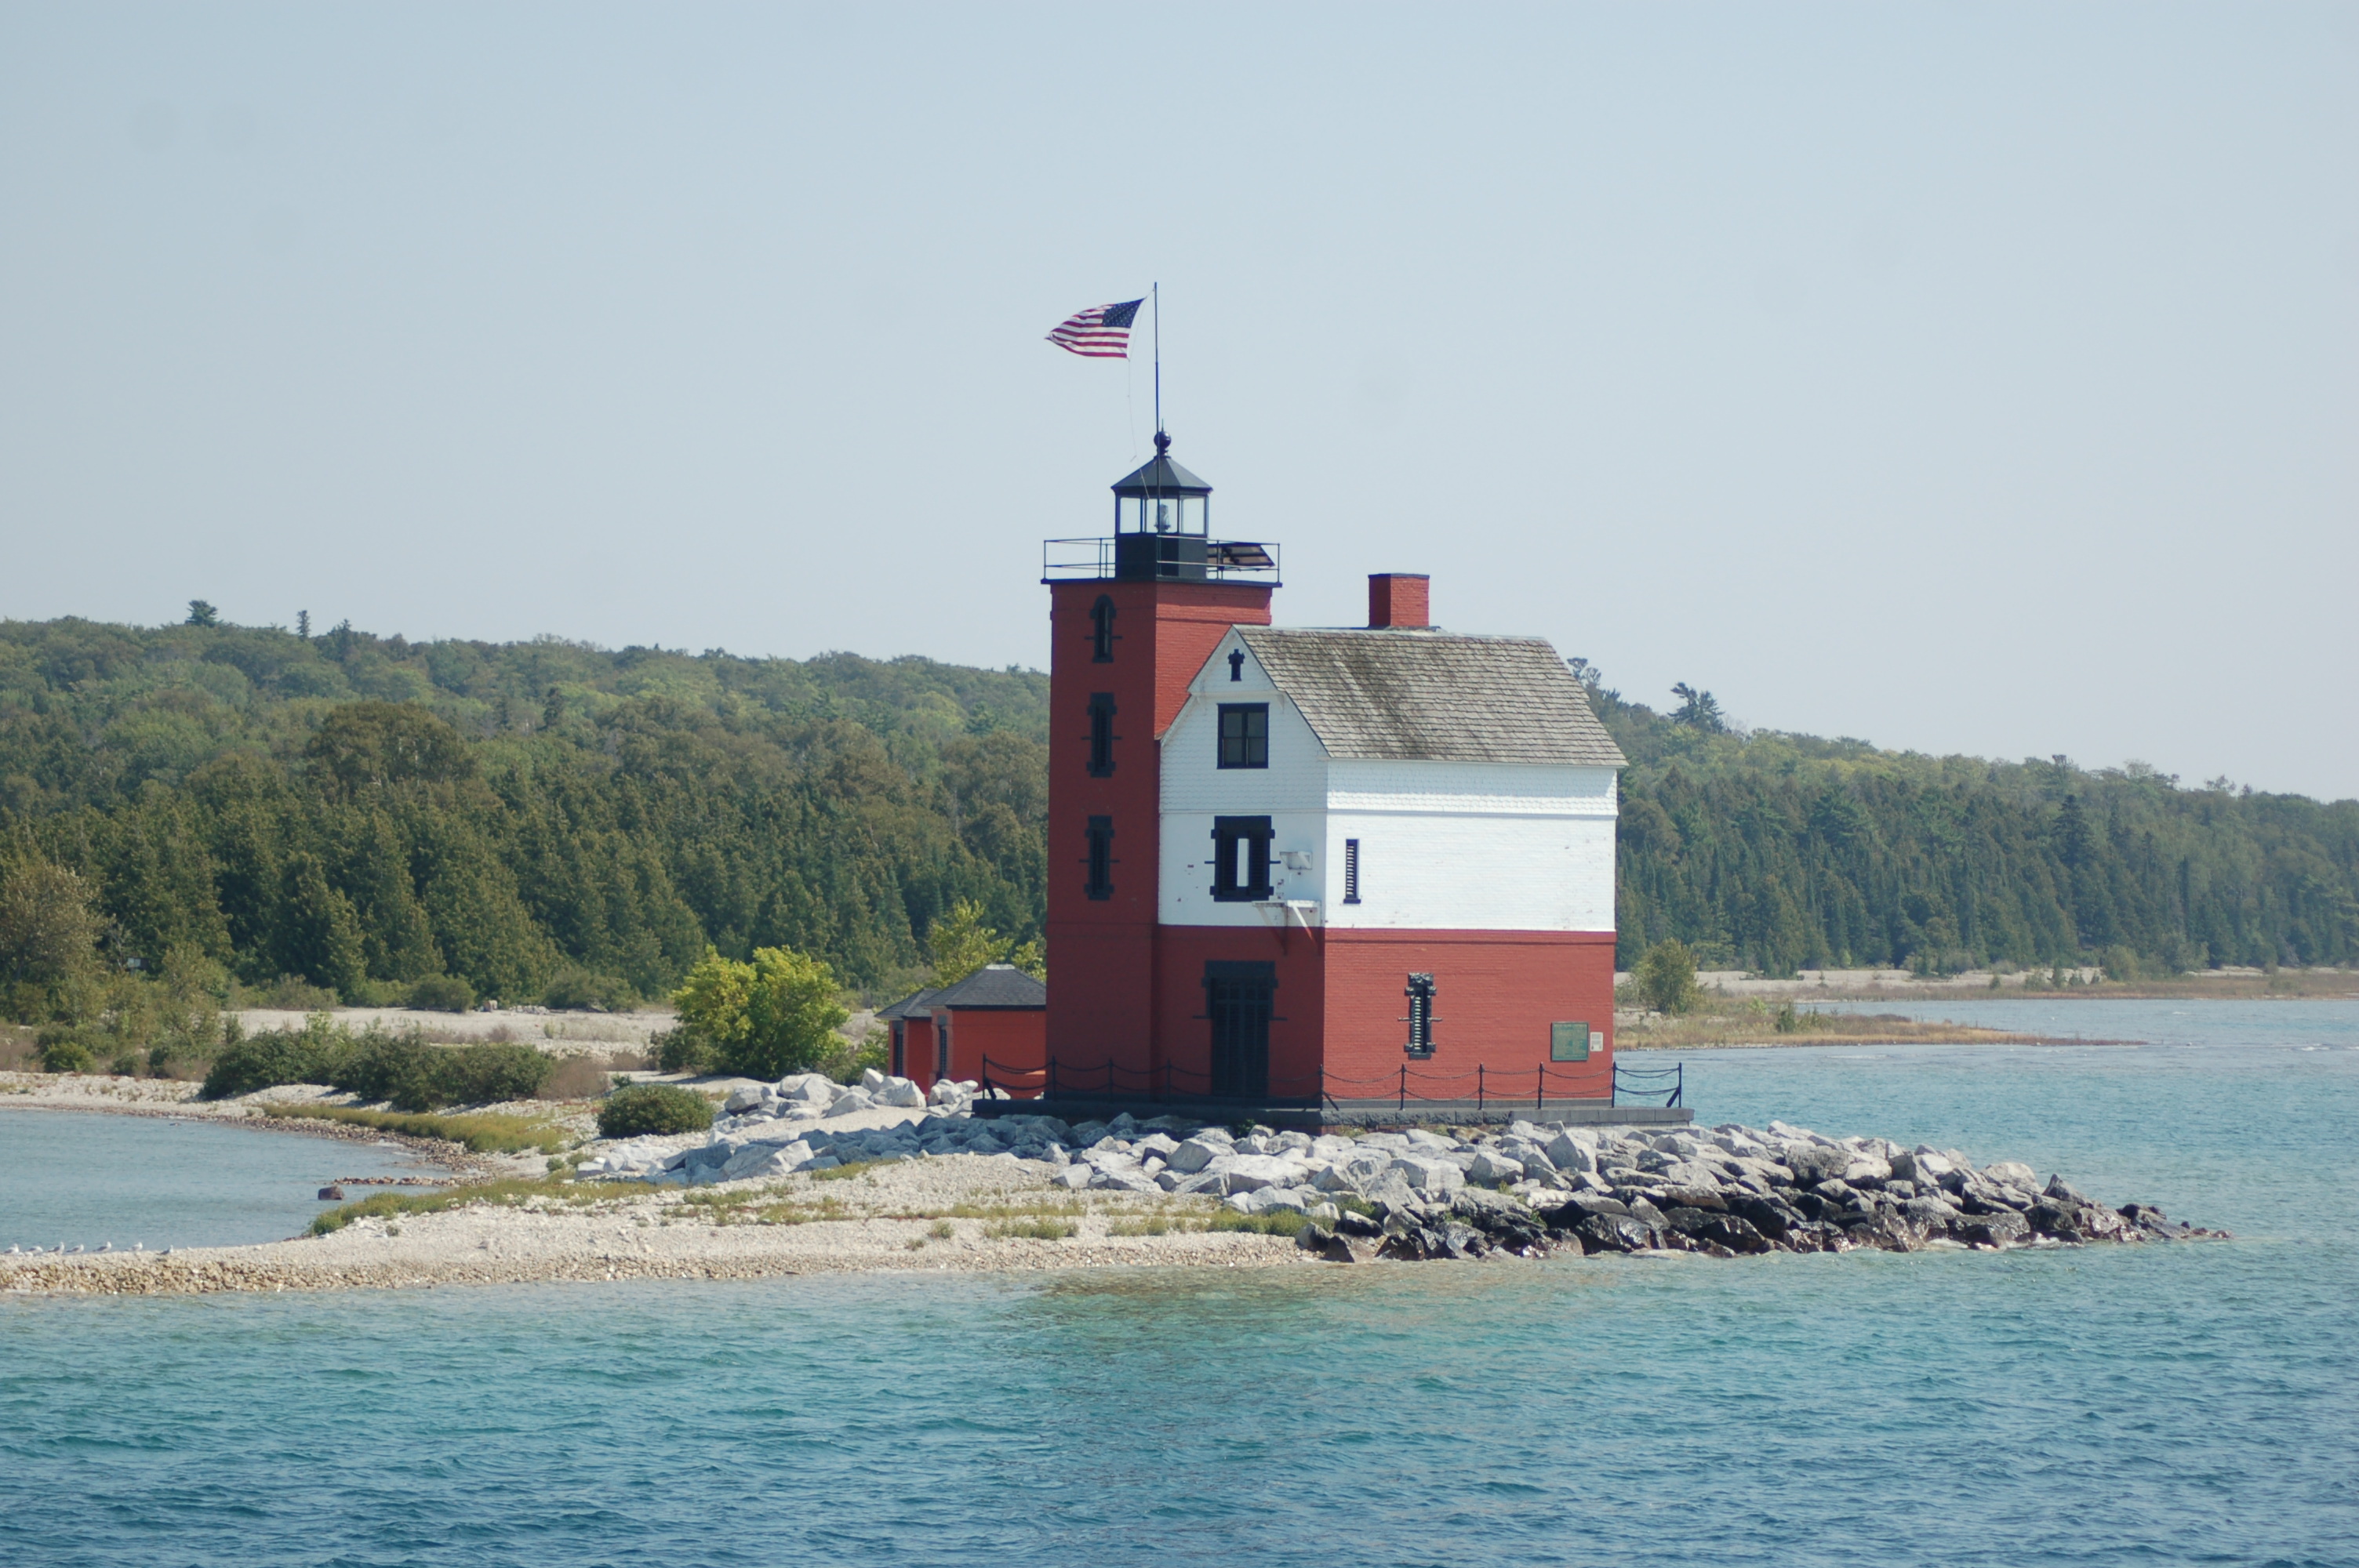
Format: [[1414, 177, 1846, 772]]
[[1111, 432, 1211, 499]]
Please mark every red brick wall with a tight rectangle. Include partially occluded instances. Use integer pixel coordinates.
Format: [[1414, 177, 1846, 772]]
[[1366, 573, 1430, 630], [1045, 578, 1270, 1079], [1321, 928, 1616, 1104], [1150, 924, 1329, 1098]]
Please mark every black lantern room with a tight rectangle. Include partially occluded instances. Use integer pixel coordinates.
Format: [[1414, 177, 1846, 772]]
[[1110, 432, 1212, 581]]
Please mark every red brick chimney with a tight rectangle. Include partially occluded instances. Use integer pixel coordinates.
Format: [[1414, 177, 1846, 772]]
[[1367, 573, 1430, 630]]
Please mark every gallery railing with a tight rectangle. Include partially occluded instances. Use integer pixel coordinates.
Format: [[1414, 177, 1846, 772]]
[[977, 1056, 1645, 1113]]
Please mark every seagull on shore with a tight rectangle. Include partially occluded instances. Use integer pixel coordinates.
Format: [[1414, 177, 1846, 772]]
[[66, 1245, 82, 1254], [97, 1242, 111, 1252]]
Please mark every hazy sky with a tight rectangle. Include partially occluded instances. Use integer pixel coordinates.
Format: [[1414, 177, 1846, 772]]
[[4, 4, 2353, 798]]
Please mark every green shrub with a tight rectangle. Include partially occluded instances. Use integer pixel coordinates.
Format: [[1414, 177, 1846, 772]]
[[671, 945, 849, 1080], [652, 1028, 714, 1074], [1632, 939, 1703, 1015], [596, 1083, 714, 1138], [253, 975, 341, 1011], [413, 1042, 551, 1108], [35, 1028, 96, 1073], [202, 1015, 551, 1109], [405, 974, 476, 1013], [542, 967, 636, 1013], [200, 1014, 348, 1098], [330, 1033, 551, 1110]]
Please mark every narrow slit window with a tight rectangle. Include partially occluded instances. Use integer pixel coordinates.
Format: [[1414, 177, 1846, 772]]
[[1343, 839, 1361, 904], [1085, 815, 1114, 901], [1209, 815, 1273, 902], [1404, 972, 1437, 1058], [1217, 703, 1268, 769], [1086, 693, 1116, 778], [1090, 596, 1117, 662]]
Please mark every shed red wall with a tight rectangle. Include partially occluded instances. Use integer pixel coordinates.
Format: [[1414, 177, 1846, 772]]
[[941, 1007, 1046, 1090], [900, 1016, 938, 1091]]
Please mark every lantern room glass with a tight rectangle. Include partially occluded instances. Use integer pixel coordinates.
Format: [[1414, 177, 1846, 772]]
[[1121, 492, 1206, 536]]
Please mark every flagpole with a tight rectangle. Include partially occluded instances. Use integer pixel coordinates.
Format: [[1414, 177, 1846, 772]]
[[1152, 281, 1161, 436]]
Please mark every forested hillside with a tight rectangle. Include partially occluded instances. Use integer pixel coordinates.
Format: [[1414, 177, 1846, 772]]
[[1596, 680, 2359, 974], [2, 614, 2354, 1027], [0, 615, 1047, 1009]]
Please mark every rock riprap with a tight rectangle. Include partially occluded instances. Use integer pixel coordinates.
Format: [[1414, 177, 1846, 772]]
[[569, 1094, 2222, 1259]]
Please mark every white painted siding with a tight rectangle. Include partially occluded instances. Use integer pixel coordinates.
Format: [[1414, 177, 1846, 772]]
[[1160, 632, 1329, 928], [1324, 806, 1616, 931], [1158, 630, 1619, 932]]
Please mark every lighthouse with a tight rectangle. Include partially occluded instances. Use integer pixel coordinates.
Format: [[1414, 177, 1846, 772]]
[[1041, 433, 1279, 1084], [1038, 437, 1627, 1114]]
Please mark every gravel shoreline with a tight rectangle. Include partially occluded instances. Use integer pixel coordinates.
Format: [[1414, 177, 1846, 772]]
[[1, 1073, 2220, 1300], [1, 1149, 1304, 1296]]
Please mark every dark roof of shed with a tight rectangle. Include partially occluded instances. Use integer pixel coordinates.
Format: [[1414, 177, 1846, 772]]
[[924, 965, 1047, 1010], [875, 987, 939, 1022], [1234, 626, 1627, 768]]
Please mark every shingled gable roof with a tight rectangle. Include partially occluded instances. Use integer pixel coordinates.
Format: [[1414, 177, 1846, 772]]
[[1231, 626, 1627, 768], [875, 986, 940, 1022], [921, 964, 1046, 1010]]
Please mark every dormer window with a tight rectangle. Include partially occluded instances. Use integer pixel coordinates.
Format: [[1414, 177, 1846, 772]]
[[1217, 703, 1268, 769], [1090, 596, 1117, 662]]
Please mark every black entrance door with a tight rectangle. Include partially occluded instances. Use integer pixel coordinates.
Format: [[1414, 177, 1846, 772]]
[[1205, 960, 1277, 1098]]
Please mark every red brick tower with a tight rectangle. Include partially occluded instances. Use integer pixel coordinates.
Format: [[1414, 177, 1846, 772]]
[[1043, 434, 1277, 1082]]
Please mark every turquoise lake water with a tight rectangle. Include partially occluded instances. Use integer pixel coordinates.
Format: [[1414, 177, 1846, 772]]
[[0, 1110, 445, 1252], [2, 1000, 2354, 1566]]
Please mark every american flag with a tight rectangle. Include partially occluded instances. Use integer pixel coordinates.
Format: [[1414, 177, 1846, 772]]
[[1045, 298, 1143, 358]]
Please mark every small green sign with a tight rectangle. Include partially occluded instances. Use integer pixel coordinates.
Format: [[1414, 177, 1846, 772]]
[[1550, 1022, 1591, 1062]]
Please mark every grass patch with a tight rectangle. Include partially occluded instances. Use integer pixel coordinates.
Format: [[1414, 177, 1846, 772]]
[[311, 1176, 638, 1236], [675, 1186, 849, 1226], [884, 1197, 1086, 1222], [928, 1219, 955, 1240], [810, 1160, 885, 1182], [1107, 1215, 1172, 1236], [1208, 1208, 1321, 1236], [260, 1102, 572, 1155], [987, 1218, 1078, 1240]]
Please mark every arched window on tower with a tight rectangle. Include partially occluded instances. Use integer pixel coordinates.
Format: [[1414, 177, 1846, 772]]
[[1091, 596, 1117, 662]]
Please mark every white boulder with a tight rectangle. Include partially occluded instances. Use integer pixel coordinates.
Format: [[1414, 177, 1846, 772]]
[[1209, 1154, 1306, 1195], [1387, 1156, 1466, 1195], [1466, 1149, 1525, 1185], [1165, 1138, 1224, 1175], [1543, 1131, 1599, 1173]]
